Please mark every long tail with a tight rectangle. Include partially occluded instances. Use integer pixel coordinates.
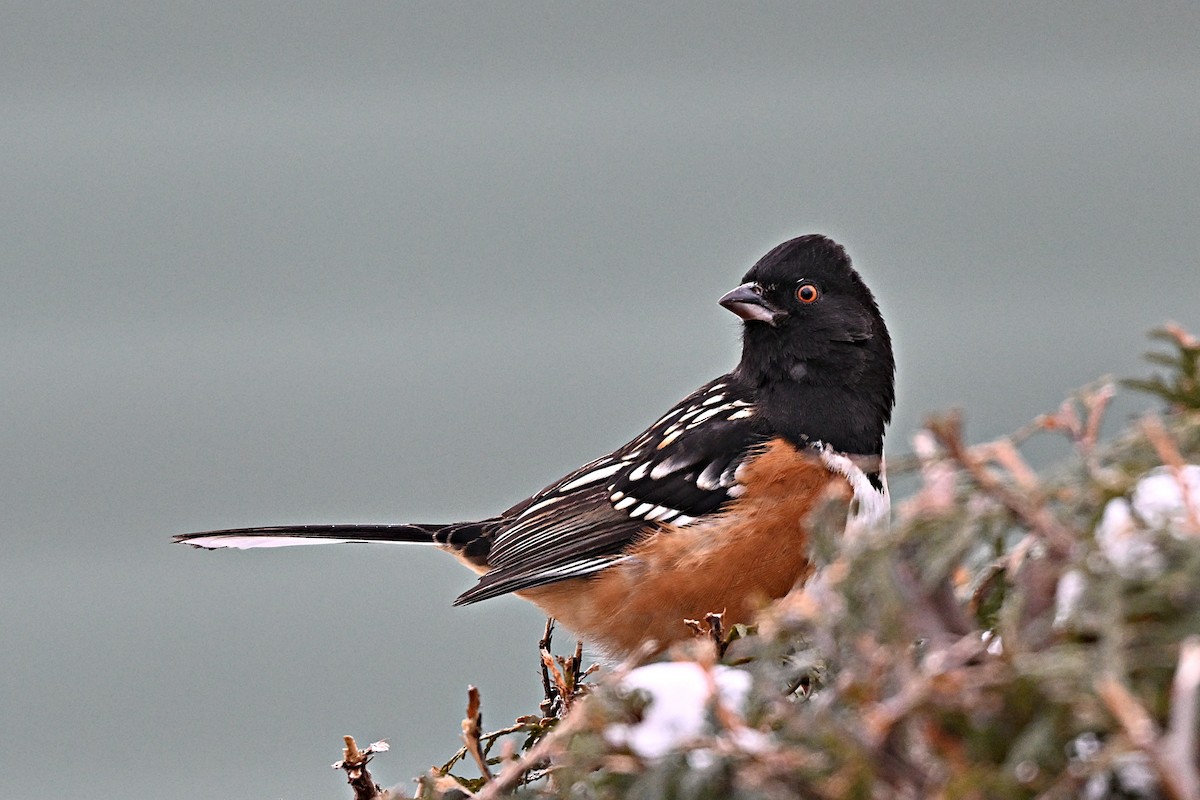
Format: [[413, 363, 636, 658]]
[[174, 523, 451, 550]]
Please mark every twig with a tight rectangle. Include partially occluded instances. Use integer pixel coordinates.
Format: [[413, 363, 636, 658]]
[[539, 618, 556, 712], [333, 736, 391, 800], [890, 560, 972, 640], [475, 705, 588, 800], [706, 611, 724, 650], [476, 640, 658, 798], [997, 384, 1115, 484], [862, 632, 989, 746], [684, 610, 728, 656], [1080, 383, 1116, 459], [569, 639, 584, 698], [1164, 321, 1200, 351], [1144, 415, 1188, 470], [977, 439, 1040, 493], [897, 430, 957, 518], [1097, 674, 1199, 800], [1142, 416, 1200, 535], [1162, 637, 1200, 799], [1012, 397, 1081, 446], [540, 650, 572, 713], [927, 412, 1074, 558], [539, 622, 592, 717], [438, 720, 535, 775], [462, 686, 493, 782]]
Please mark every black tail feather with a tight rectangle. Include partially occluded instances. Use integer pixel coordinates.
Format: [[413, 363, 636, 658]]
[[174, 523, 448, 549]]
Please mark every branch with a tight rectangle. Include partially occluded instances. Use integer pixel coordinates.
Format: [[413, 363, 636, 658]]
[[1142, 416, 1200, 535], [1162, 637, 1200, 800], [926, 412, 1075, 558], [1097, 667, 1200, 800], [462, 686, 492, 782], [333, 736, 391, 800], [475, 704, 587, 800]]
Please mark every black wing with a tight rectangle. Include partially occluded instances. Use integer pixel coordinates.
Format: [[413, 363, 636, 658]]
[[455, 376, 769, 604]]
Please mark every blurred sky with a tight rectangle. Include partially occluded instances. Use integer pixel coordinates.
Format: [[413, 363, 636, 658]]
[[3, 2, 1199, 797]]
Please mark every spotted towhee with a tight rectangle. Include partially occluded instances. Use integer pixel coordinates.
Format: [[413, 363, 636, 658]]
[[177, 234, 895, 657]]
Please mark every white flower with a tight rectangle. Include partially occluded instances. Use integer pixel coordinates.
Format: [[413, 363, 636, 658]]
[[1094, 465, 1199, 578], [1096, 497, 1166, 578], [1130, 465, 1200, 531], [1054, 569, 1088, 628], [604, 663, 756, 759]]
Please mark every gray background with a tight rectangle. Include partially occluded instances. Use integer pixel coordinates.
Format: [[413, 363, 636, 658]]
[[3, 3, 1198, 797]]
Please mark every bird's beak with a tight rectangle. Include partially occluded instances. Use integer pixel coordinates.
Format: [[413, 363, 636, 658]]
[[719, 282, 786, 326]]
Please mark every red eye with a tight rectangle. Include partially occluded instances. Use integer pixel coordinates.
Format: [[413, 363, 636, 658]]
[[796, 283, 819, 304]]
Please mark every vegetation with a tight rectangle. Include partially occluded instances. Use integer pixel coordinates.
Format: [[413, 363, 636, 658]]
[[341, 325, 1200, 800]]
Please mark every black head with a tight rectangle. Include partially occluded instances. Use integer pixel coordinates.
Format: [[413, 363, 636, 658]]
[[719, 235, 894, 456]]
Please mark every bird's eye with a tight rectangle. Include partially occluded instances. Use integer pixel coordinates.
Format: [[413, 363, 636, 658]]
[[796, 283, 820, 304]]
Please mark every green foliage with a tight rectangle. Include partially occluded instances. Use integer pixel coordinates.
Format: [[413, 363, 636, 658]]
[[1123, 325, 1200, 411]]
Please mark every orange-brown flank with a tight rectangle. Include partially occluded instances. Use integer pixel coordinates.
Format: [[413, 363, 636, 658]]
[[518, 438, 847, 656]]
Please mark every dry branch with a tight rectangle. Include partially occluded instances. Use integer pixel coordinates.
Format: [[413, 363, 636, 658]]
[[926, 411, 1076, 557], [462, 686, 492, 783], [334, 736, 391, 800]]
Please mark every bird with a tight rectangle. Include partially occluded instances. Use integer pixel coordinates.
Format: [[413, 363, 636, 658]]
[[176, 234, 895, 657]]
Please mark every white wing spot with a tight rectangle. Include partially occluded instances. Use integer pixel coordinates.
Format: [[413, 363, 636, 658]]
[[518, 495, 567, 517], [696, 461, 724, 491], [727, 408, 754, 420], [643, 505, 674, 521], [629, 502, 654, 518], [650, 455, 691, 480], [628, 461, 651, 481], [613, 496, 637, 511], [719, 464, 739, 487], [689, 405, 732, 426], [528, 557, 621, 582], [702, 393, 726, 406], [655, 429, 682, 450], [558, 461, 626, 492], [651, 407, 684, 428]]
